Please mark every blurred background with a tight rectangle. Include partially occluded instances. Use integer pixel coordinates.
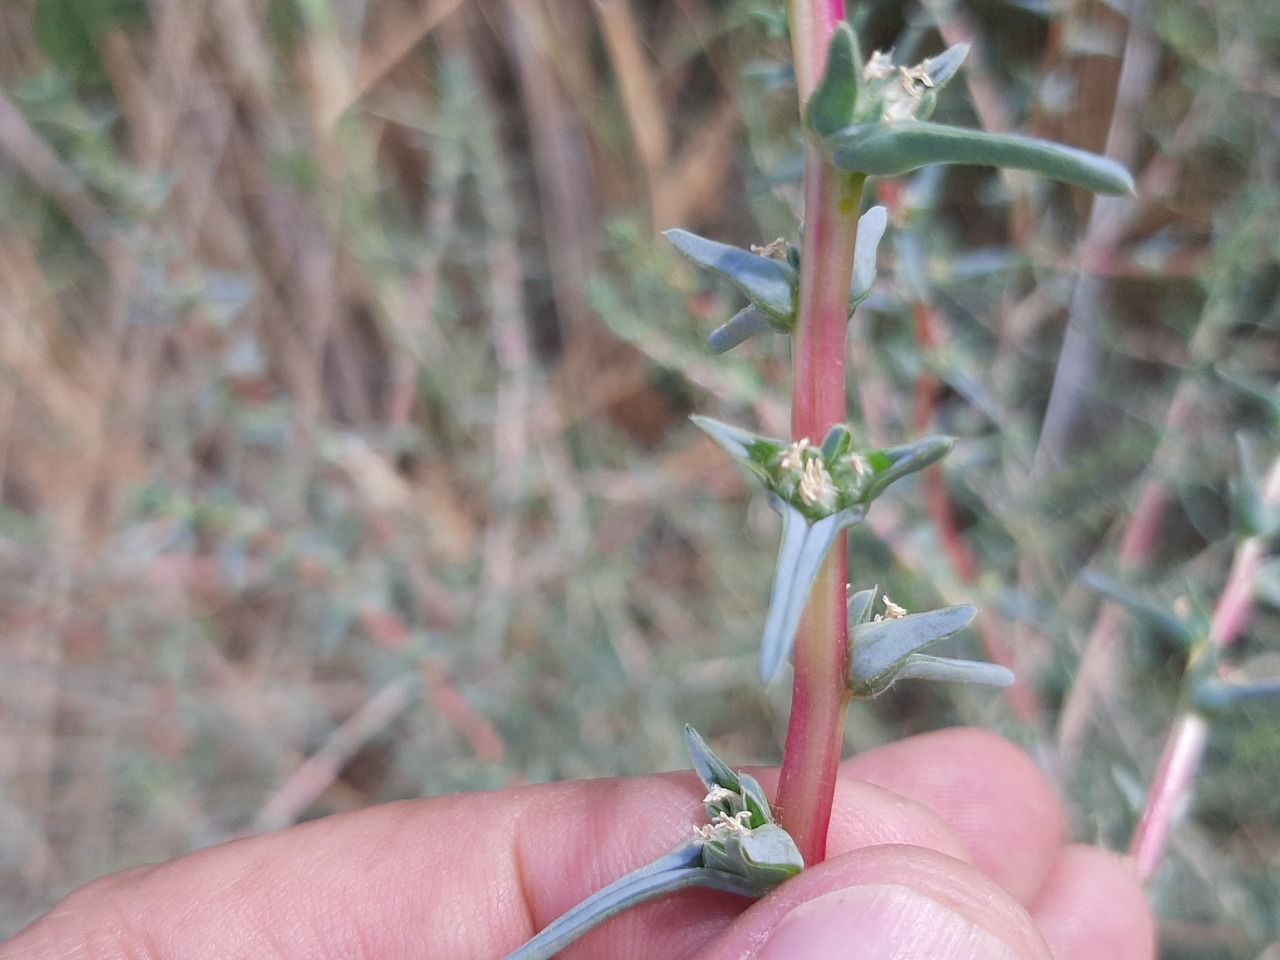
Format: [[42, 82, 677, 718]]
[[1, 0, 1278, 955]]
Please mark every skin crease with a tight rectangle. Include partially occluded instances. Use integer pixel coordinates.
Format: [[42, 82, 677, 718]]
[[0, 729, 1155, 960]]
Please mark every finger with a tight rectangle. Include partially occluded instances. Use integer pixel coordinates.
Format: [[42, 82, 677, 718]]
[[0, 767, 971, 960], [695, 844, 1052, 960], [840, 727, 1064, 902], [525, 773, 972, 959], [1028, 845, 1155, 960]]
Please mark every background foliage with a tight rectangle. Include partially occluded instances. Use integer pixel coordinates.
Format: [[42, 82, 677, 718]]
[[1, 0, 1278, 955]]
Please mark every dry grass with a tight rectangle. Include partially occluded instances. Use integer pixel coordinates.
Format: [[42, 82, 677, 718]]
[[1, 1, 1278, 955]]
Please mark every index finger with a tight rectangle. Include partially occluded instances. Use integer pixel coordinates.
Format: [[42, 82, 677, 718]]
[[0, 731, 1045, 960]]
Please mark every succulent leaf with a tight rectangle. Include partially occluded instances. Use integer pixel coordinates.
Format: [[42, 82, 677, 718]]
[[861, 435, 954, 502], [761, 506, 866, 683], [708, 305, 774, 354], [1080, 570, 1200, 647], [689, 415, 780, 484], [895, 654, 1014, 688], [847, 587, 878, 628], [712, 825, 805, 884], [920, 43, 969, 90], [806, 22, 862, 138], [848, 603, 980, 698], [850, 205, 888, 310], [821, 423, 854, 461], [1191, 677, 1280, 714], [665, 229, 799, 323], [823, 122, 1136, 195], [684, 725, 744, 796]]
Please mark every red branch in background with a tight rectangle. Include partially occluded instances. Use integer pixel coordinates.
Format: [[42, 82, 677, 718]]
[[909, 296, 1042, 724]]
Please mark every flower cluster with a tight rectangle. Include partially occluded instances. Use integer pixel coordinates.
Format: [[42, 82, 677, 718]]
[[696, 417, 950, 524], [503, 728, 802, 960], [693, 416, 953, 681]]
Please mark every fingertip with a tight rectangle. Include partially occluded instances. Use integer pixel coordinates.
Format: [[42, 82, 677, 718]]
[[1029, 845, 1156, 960], [842, 728, 1064, 902], [695, 844, 1052, 960]]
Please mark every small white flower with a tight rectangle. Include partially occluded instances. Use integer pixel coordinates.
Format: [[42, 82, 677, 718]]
[[750, 237, 788, 260], [798, 458, 838, 510], [871, 63, 933, 122], [848, 452, 872, 482], [883, 91, 919, 122], [693, 809, 753, 843], [703, 786, 736, 807], [718, 810, 753, 832], [899, 64, 934, 93], [779, 439, 810, 474], [883, 596, 908, 620], [863, 50, 895, 82]]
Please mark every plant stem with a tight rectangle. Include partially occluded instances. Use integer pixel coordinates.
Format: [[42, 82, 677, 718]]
[[1128, 454, 1280, 881], [776, 0, 862, 865]]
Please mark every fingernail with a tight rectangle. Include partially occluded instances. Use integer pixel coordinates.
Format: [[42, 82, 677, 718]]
[[755, 883, 1021, 960]]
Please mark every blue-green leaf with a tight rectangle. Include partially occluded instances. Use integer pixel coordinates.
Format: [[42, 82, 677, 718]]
[[760, 505, 866, 683], [684, 725, 743, 797], [847, 587, 878, 628], [506, 726, 804, 959], [806, 22, 862, 138], [820, 423, 854, 461], [1079, 570, 1199, 647], [850, 205, 888, 309], [689, 415, 777, 487], [704, 824, 804, 884], [862, 435, 954, 502], [1191, 677, 1280, 714], [849, 604, 977, 698], [502, 843, 706, 960], [736, 773, 774, 828], [823, 122, 1135, 195], [911, 45, 969, 121], [665, 229, 798, 322], [708, 305, 774, 354], [921, 43, 969, 90], [896, 654, 1014, 688]]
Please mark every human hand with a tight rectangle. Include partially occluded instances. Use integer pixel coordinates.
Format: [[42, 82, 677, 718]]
[[1, 728, 1152, 959]]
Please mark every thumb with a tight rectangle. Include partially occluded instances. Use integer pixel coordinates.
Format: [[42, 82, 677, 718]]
[[696, 844, 1051, 960]]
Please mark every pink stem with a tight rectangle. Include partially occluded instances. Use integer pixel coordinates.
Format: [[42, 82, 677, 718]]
[[774, 0, 864, 866], [1129, 456, 1280, 881], [1129, 713, 1208, 882]]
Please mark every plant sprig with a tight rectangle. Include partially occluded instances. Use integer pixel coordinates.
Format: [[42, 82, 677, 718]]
[[507, 6, 1132, 954]]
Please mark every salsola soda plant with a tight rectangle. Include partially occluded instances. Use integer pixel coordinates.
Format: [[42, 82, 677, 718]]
[[506, 4, 1135, 958]]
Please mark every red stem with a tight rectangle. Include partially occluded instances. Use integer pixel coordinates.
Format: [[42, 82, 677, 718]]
[[1128, 456, 1280, 880], [773, 0, 863, 865], [910, 299, 1042, 723], [777, 151, 863, 868]]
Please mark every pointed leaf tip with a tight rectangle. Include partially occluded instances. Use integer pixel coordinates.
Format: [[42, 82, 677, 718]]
[[684, 725, 741, 795], [863, 435, 953, 502], [689, 415, 759, 462], [921, 43, 969, 89]]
